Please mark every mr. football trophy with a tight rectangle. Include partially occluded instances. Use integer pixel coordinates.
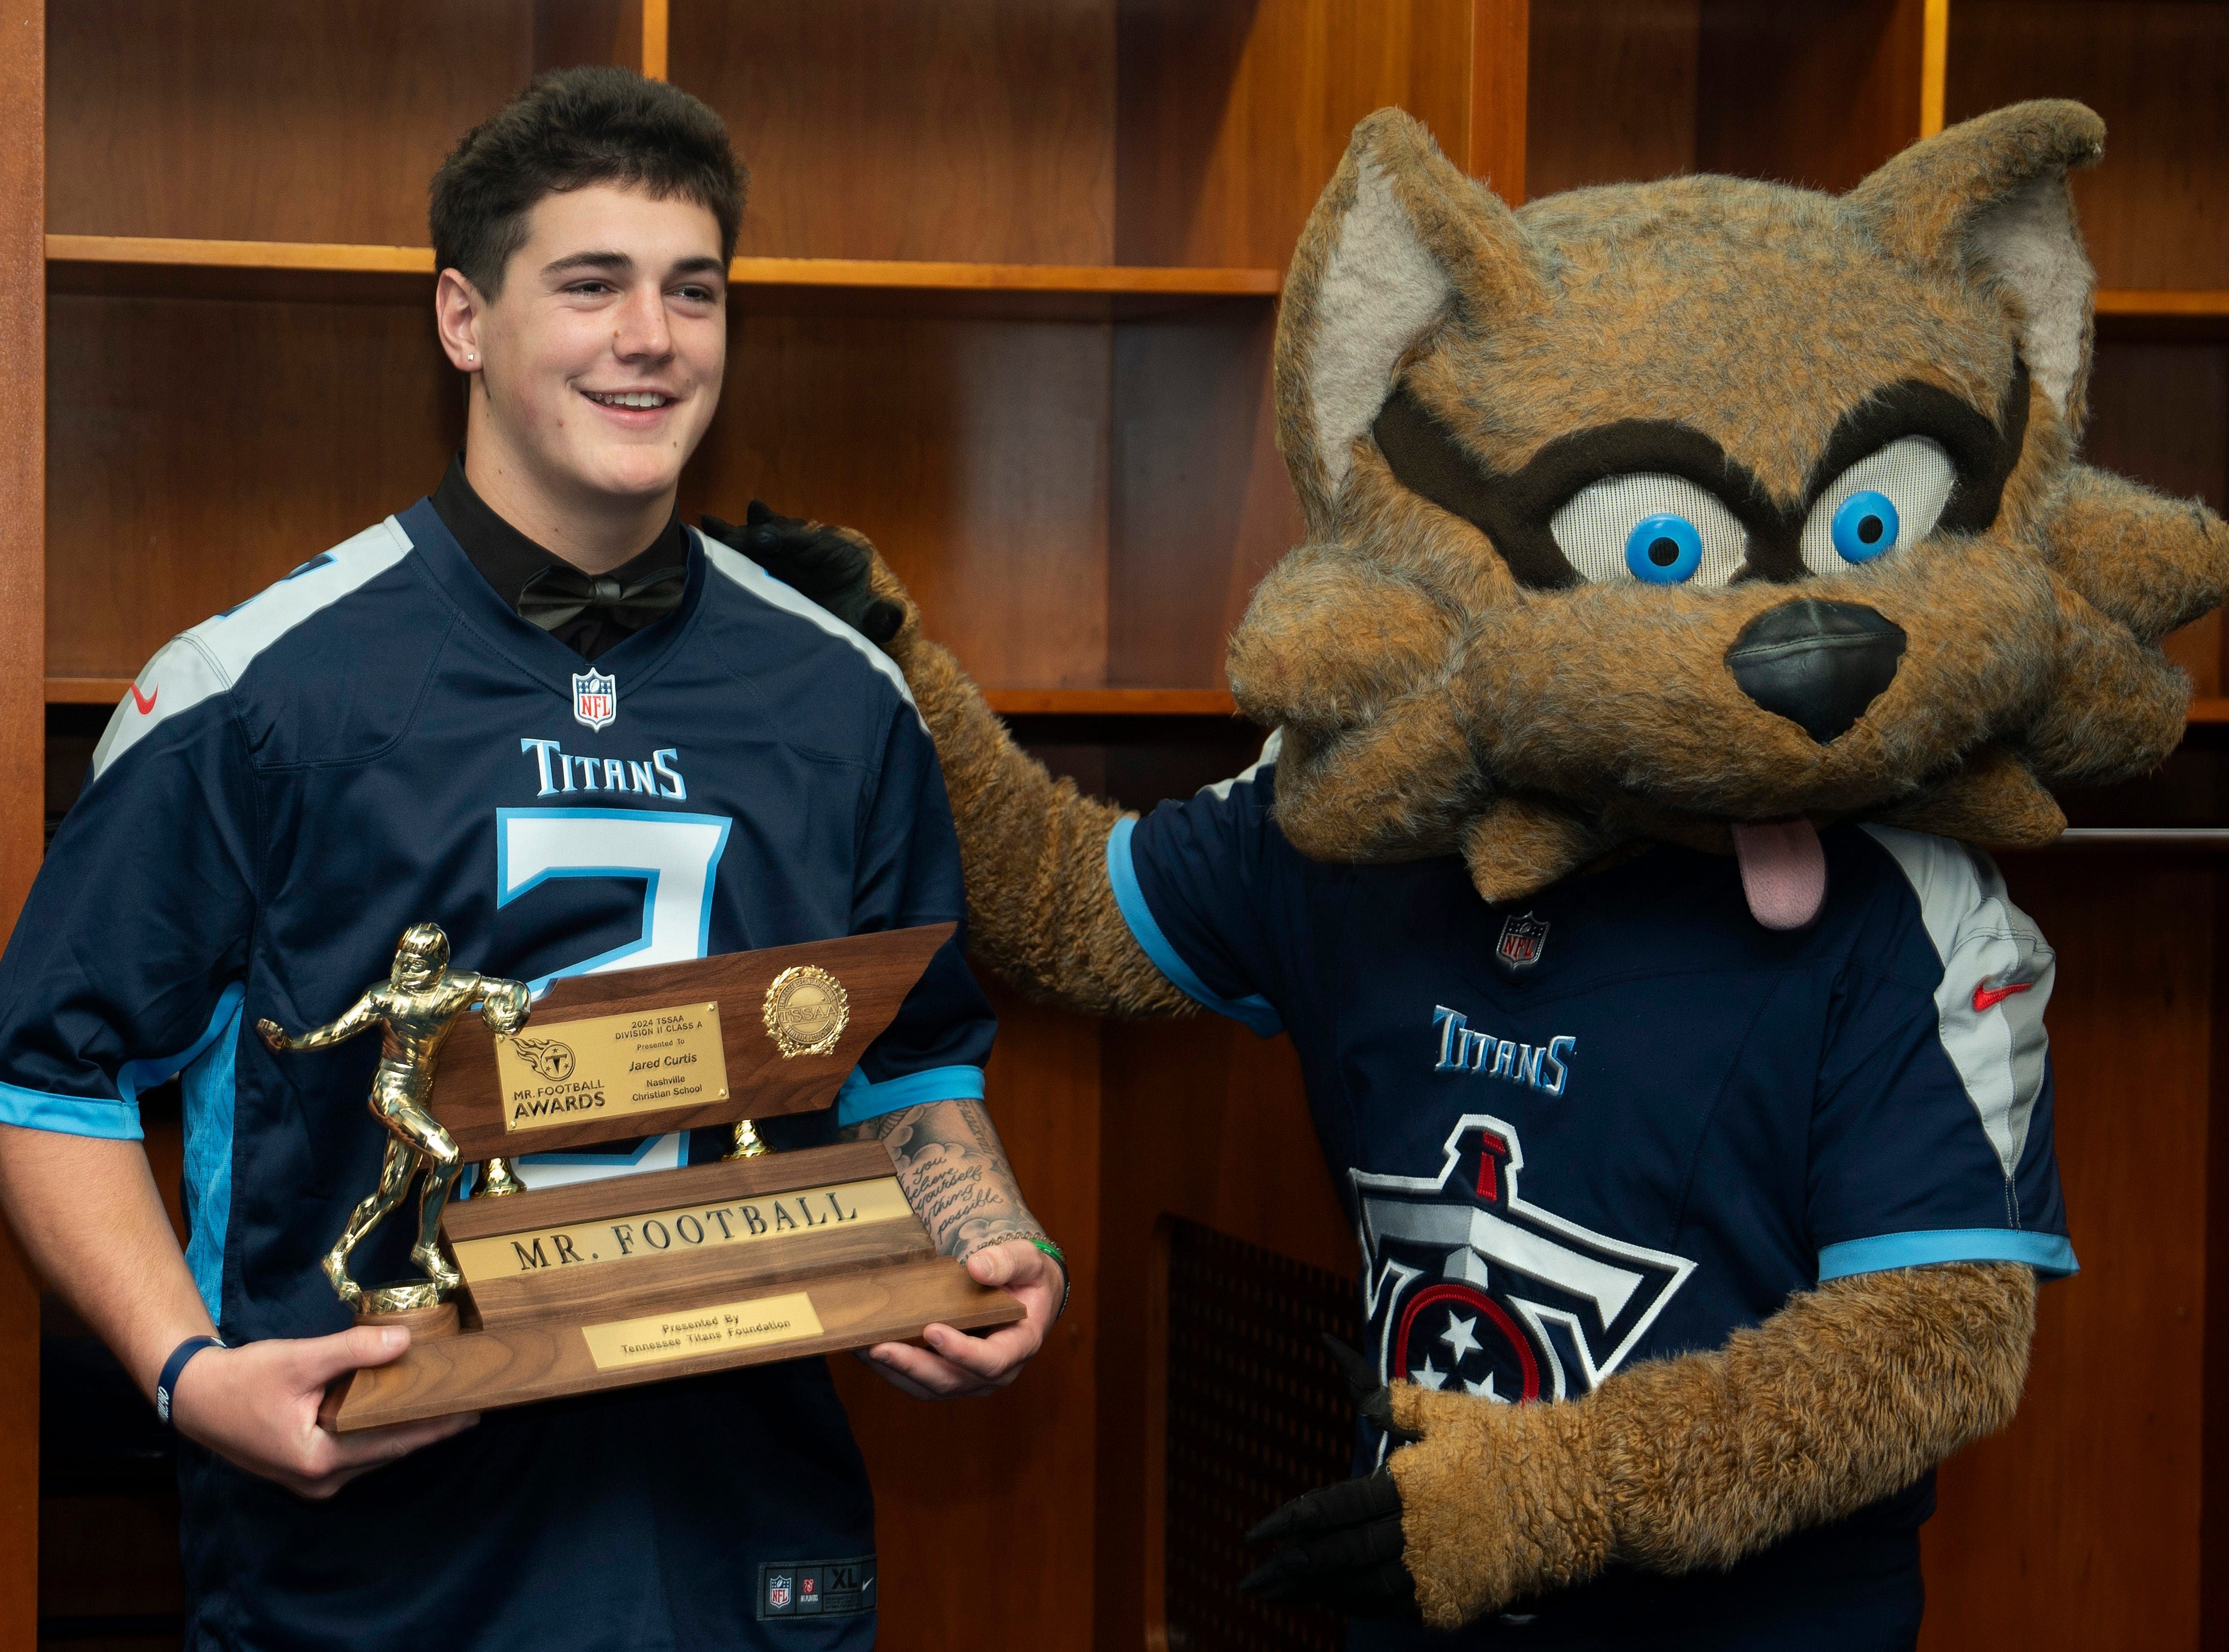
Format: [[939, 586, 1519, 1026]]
[[256, 922, 530, 1315], [262, 919, 1020, 1429]]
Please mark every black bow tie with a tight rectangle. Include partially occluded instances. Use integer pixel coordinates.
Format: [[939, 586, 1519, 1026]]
[[515, 564, 688, 633]]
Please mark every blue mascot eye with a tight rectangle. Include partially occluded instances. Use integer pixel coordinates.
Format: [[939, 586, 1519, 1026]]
[[1830, 490, 1900, 563], [1624, 514, 1703, 584]]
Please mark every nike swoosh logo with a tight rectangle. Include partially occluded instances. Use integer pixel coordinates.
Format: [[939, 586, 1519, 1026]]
[[129, 684, 158, 715], [1972, 980, 2033, 1014]]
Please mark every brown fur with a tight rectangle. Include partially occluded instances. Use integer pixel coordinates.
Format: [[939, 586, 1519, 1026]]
[[1239, 103, 2229, 899], [1388, 1263, 2036, 1629], [867, 564, 1191, 1019]]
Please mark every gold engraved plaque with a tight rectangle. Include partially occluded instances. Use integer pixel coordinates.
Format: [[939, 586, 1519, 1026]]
[[447, 1176, 915, 1285], [582, 1291, 825, 1371], [495, 1001, 729, 1135], [763, 965, 849, 1058]]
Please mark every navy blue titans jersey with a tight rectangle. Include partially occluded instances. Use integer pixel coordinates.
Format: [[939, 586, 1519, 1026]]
[[0, 498, 997, 1651], [1113, 741, 2072, 1649]]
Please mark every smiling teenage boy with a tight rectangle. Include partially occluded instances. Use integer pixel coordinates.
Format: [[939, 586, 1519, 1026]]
[[0, 68, 1060, 1650]]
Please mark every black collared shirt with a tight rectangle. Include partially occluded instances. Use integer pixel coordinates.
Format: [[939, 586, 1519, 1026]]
[[431, 455, 687, 662]]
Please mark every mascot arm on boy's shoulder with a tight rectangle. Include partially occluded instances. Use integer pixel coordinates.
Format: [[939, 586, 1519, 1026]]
[[702, 507, 1192, 1023]]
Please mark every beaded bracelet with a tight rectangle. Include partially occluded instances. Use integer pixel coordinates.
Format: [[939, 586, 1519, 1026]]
[[974, 1231, 1070, 1322], [1029, 1237, 1071, 1322]]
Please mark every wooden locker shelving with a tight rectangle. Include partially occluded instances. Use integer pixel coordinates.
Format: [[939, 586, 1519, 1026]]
[[7, 1, 2228, 1650], [46, 232, 1282, 306]]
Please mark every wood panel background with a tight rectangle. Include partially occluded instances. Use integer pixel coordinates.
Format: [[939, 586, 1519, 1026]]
[[1923, 853, 2215, 1650], [1946, 0, 2229, 292], [677, 306, 1116, 691], [830, 985, 1107, 1652], [1097, 1017, 1350, 1652], [1529, 0, 1926, 197], [47, 0, 537, 245], [0, 0, 39, 1640], [1114, 0, 1478, 269], [2089, 338, 2229, 697], [46, 294, 457, 678], [672, 0, 1117, 264], [1109, 305, 1294, 690]]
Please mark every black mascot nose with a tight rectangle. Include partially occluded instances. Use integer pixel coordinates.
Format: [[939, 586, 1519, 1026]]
[[1725, 600, 1907, 744]]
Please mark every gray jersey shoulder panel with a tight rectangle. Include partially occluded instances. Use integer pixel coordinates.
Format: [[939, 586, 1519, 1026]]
[[1200, 728, 1283, 801], [90, 517, 418, 782], [695, 530, 923, 731], [1859, 825, 2055, 1194]]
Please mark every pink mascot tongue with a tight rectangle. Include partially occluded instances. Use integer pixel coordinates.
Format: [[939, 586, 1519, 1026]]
[[1731, 820, 1828, 930]]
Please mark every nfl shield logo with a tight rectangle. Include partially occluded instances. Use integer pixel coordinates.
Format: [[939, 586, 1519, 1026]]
[[1495, 912, 1549, 973], [768, 1576, 793, 1610], [572, 668, 617, 731]]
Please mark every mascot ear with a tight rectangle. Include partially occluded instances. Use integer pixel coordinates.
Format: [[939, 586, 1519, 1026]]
[[1847, 99, 2105, 426], [1275, 107, 1543, 530]]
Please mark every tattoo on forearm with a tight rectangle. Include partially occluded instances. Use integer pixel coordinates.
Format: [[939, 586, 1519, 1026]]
[[844, 1099, 1043, 1260]]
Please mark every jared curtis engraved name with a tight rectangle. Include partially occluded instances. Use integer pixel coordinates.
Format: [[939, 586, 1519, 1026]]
[[493, 1001, 730, 1133], [447, 1176, 916, 1283]]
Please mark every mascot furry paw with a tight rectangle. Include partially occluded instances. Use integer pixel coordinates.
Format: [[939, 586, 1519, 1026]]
[[712, 99, 2228, 1647]]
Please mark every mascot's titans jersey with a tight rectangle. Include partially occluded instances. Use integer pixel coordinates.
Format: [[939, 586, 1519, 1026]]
[[0, 500, 996, 1652], [1114, 748, 2072, 1647]]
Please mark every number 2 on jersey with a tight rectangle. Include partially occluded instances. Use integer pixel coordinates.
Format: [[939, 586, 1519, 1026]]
[[496, 808, 735, 989]]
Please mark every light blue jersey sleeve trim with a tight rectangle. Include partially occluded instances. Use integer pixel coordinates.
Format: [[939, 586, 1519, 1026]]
[[836, 1064, 986, 1127], [121, 983, 248, 1104], [1106, 817, 1283, 1038], [1817, 1228, 2078, 1283], [0, 981, 248, 1143], [0, 1080, 143, 1140]]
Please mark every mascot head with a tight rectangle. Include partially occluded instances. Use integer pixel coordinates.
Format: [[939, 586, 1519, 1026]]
[[1230, 101, 2229, 926]]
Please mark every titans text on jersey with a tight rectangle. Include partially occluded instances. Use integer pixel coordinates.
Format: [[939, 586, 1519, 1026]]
[[0, 500, 994, 1652], [1431, 1006, 1575, 1096], [519, 736, 689, 798], [1106, 743, 2073, 1647]]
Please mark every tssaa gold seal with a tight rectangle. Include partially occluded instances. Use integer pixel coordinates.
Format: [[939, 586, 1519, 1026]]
[[762, 965, 849, 1058]]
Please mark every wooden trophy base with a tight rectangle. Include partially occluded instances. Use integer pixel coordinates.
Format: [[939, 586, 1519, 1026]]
[[354, 1299, 459, 1339], [321, 1140, 1022, 1432]]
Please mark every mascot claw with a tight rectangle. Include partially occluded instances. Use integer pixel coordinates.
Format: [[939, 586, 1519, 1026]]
[[1242, 1337, 1614, 1630], [1239, 1467, 1417, 1619]]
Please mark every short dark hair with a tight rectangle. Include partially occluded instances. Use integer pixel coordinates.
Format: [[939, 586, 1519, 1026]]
[[430, 67, 745, 296]]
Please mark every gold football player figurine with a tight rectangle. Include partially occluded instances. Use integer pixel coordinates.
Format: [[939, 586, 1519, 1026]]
[[257, 923, 531, 1313]]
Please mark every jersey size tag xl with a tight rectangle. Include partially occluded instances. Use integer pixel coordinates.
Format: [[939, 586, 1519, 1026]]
[[759, 1555, 877, 1620]]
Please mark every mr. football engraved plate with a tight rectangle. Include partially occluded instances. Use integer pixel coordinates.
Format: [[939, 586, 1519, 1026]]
[[446, 1176, 915, 1286], [494, 1001, 730, 1134], [763, 965, 849, 1058]]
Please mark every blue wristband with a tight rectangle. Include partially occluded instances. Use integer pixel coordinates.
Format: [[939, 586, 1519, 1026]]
[[155, 1335, 224, 1426]]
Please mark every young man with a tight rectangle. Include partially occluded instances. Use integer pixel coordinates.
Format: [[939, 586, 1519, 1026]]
[[0, 68, 1059, 1649]]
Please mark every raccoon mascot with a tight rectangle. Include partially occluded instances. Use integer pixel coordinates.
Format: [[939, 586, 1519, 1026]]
[[714, 102, 2229, 1647]]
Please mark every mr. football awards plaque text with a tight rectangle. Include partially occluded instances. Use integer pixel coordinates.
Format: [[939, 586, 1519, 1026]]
[[494, 1001, 730, 1133]]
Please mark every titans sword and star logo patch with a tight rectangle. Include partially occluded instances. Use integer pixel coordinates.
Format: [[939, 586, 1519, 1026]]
[[1354, 1115, 1695, 1417], [573, 668, 617, 731]]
